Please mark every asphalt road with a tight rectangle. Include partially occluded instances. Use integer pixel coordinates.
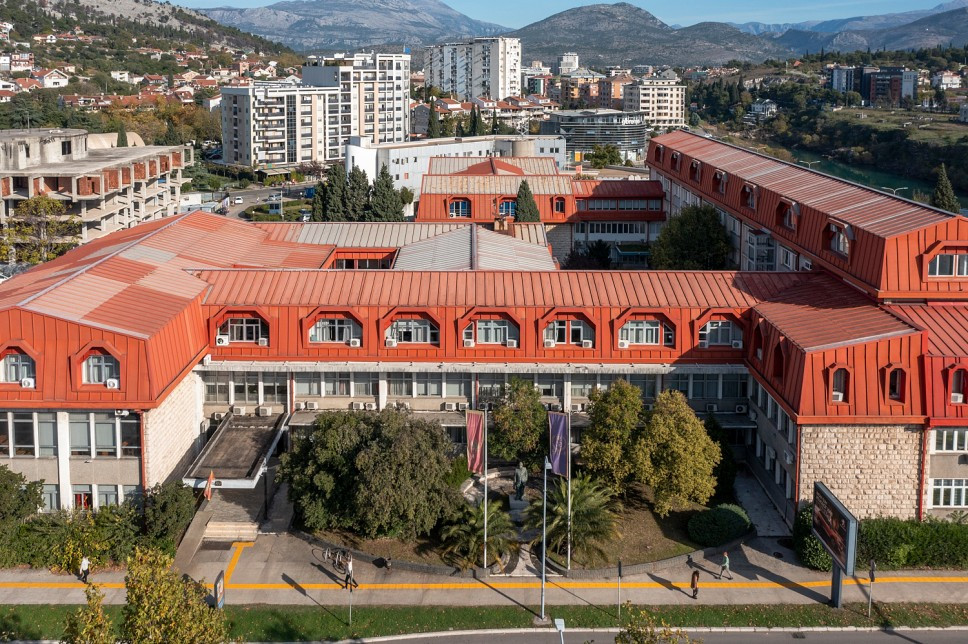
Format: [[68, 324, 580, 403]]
[[220, 183, 315, 218], [385, 630, 968, 644]]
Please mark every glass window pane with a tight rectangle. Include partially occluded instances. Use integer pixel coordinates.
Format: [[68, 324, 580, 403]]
[[98, 485, 118, 508], [13, 413, 34, 456], [70, 413, 90, 456], [445, 373, 471, 398], [42, 484, 59, 512], [38, 412, 57, 457], [295, 373, 321, 396], [120, 417, 140, 457], [94, 414, 116, 457]]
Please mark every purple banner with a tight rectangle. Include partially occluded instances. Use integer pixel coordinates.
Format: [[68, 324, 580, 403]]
[[466, 410, 485, 475], [548, 411, 569, 477]]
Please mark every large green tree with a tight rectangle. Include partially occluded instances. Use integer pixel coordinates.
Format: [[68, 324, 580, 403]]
[[346, 165, 371, 221], [514, 180, 541, 222], [370, 164, 405, 221], [4, 195, 81, 264], [321, 163, 347, 221], [584, 144, 622, 169], [931, 163, 961, 214], [0, 464, 43, 527], [427, 104, 441, 139], [441, 501, 516, 570], [649, 204, 730, 270], [633, 390, 721, 517], [121, 548, 228, 644], [525, 474, 621, 566], [116, 121, 128, 148], [581, 379, 644, 495], [278, 410, 459, 538], [310, 180, 327, 221], [490, 377, 547, 468], [64, 584, 113, 644]]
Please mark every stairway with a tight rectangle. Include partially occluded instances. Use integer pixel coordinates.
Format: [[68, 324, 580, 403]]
[[203, 520, 260, 542]]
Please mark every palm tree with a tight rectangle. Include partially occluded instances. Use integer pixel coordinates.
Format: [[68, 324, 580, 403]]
[[526, 474, 622, 566], [440, 502, 516, 571]]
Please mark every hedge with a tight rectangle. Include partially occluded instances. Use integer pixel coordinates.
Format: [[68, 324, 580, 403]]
[[794, 505, 968, 571], [688, 504, 751, 546]]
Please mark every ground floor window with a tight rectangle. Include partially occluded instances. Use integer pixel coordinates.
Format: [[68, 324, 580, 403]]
[[98, 484, 119, 508], [932, 479, 968, 507], [73, 484, 93, 510], [935, 428, 968, 452], [42, 484, 59, 512]]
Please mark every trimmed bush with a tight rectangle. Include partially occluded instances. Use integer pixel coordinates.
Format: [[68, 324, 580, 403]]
[[687, 503, 751, 546], [793, 504, 832, 571], [858, 517, 968, 570]]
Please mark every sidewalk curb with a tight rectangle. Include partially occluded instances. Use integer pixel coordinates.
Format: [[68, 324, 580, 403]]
[[336, 624, 968, 642]]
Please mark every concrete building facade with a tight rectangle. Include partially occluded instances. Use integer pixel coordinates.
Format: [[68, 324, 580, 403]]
[[540, 109, 649, 161], [623, 75, 687, 129], [424, 38, 521, 100]]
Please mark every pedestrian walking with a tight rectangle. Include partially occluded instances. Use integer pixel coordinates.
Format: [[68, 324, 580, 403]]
[[79, 555, 90, 583], [344, 554, 358, 589], [719, 551, 733, 580], [691, 569, 700, 599]]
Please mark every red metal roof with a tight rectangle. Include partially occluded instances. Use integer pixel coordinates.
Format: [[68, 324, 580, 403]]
[[752, 276, 916, 352], [573, 180, 664, 198], [196, 269, 811, 309], [651, 131, 957, 239], [887, 303, 968, 357]]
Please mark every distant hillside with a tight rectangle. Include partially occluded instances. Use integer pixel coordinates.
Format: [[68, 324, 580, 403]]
[[733, 0, 968, 36], [777, 7, 968, 55], [506, 3, 792, 67], [200, 0, 507, 52], [2, 0, 292, 53]]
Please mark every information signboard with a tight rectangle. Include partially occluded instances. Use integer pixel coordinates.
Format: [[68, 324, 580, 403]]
[[812, 481, 858, 575]]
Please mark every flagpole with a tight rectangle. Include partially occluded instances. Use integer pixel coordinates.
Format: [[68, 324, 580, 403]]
[[566, 415, 572, 571], [540, 456, 549, 621], [483, 408, 488, 576]]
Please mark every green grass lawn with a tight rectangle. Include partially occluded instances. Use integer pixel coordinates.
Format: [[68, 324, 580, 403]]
[[829, 108, 968, 143], [6, 602, 968, 641]]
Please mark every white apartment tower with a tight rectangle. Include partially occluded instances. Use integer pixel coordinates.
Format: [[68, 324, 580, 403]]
[[424, 37, 520, 100], [557, 52, 579, 75], [221, 52, 410, 169], [623, 74, 687, 129]]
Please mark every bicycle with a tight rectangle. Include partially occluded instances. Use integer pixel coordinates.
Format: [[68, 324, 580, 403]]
[[323, 547, 348, 575]]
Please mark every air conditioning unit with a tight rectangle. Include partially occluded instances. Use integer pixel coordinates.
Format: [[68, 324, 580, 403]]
[[294, 401, 306, 411], [105, 378, 120, 390], [618, 340, 630, 349], [231, 405, 246, 415], [444, 402, 457, 411], [831, 391, 845, 403], [734, 404, 748, 415], [464, 339, 476, 348], [257, 406, 272, 417], [543, 339, 556, 348], [731, 340, 744, 349], [212, 412, 224, 421], [385, 338, 398, 348], [547, 403, 561, 411], [478, 402, 491, 411], [348, 338, 361, 348], [644, 403, 655, 411], [506, 339, 518, 348], [581, 339, 594, 349], [784, 451, 795, 465], [705, 403, 719, 413], [698, 340, 709, 349], [365, 402, 378, 411], [571, 404, 583, 412], [952, 393, 965, 404], [398, 401, 411, 410], [257, 338, 268, 347], [19, 377, 34, 389], [115, 409, 129, 417], [351, 402, 365, 411], [215, 336, 229, 346], [305, 402, 319, 411], [457, 402, 469, 411]]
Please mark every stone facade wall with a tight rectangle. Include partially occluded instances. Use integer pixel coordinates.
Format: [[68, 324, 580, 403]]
[[798, 424, 922, 519], [143, 372, 205, 485], [545, 223, 572, 263]]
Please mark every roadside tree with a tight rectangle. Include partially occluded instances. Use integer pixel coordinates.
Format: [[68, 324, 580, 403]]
[[581, 379, 643, 494], [490, 377, 547, 468]]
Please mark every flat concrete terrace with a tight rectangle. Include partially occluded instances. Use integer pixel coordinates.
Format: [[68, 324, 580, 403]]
[[187, 414, 282, 481], [8, 145, 183, 177]]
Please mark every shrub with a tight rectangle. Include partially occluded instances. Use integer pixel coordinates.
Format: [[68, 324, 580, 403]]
[[858, 517, 968, 570], [687, 504, 751, 546], [793, 504, 832, 571], [444, 455, 472, 490], [142, 482, 196, 555]]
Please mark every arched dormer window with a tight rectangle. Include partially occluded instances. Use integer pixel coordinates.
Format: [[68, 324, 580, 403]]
[[951, 368, 967, 404], [698, 319, 742, 348], [776, 200, 798, 230], [653, 144, 665, 164], [83, 351, 120, 387], [619, 318, 674, 347], [386, 317, 439, 345], [553, 197, 566, 215], [751, 325, 765, 362], [887, 367, 906, 403], [498, 199, 517, 218], [826, 221, 852, 257], [544, 318, 594, 348], [831, 368, 849, 403], [217, 316, 269, 346], [671, 151, 682, 172], [741, 183, 757, 210], [309, 317, 362, 345], [448, 199, 471, 218], [689, 159, 702, 183], [771, 344, 785, 383], [464, 318, 519, 347], [1, 350, 35, 386], [713, 170, 727, 194]]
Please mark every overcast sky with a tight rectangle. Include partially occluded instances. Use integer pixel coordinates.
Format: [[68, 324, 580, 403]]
[[175, 0, 948, 28]]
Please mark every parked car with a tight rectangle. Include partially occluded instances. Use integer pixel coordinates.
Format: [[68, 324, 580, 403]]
[[233, 196, 243, 205]]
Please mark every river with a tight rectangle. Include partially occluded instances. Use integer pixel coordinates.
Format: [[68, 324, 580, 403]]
[[774, 147, 968, 211]]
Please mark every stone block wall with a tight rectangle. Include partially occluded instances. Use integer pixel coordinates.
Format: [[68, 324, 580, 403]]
[[798, 424, 922, 519], [143, 372, 205, 485]]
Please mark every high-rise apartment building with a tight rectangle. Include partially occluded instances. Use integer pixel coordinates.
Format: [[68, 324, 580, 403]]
[[623, 74, 687, 129], [557, 52, 579, 75], [424, 37, 520, 100], [220, 53, 410, 169]]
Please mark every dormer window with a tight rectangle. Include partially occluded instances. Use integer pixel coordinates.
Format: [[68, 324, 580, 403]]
[[449, 199, 471, 218], [387, 318, 438, 344], [309, 318, 361, 344], [689, 160, 701, 183], [218, 317, 268, 344], [713, 170, 727, 194], [952, 369, 966, 404], [772, 345, 785, 383], [464, 318, 519, 346], [828, 223, 849, 257], [1, 352, 35, 384], [671, 151, 681, 172], [84, 353, 120, 386], [699, 320, 741, 347], [619, 319, 674, 347], [553, 197, 566, 214], [654, 145, 665, 164], [752, 326, 764, 361], [499, 199, 517, 217], [741, 183, 756, 209], [888, 368, 905, 402], [928, 253, 968, 277], [832, 368, 849, 403], [544, 319, 594, 347], [777, 201, 798, 230]]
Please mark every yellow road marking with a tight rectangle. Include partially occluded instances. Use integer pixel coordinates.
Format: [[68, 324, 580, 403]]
[[225, 541, 255, 584]]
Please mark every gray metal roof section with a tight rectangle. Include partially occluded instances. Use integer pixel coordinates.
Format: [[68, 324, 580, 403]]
[[421, 174, 574, 195], [289, 222, 470, 247], [392, 226, 556, 271], [427, 156, 559, 176]]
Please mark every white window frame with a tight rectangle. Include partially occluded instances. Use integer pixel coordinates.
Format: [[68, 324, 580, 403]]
[[83, 354, 119, 385], [931, 478, 968, 508], [544, 319, 593, 346], [1, 353, 34, 382], [699, 320, 739, 346], [934, 428, 968, 453], [387, 318, 439, 344], [619, 319, 674, 346], [467, 319, 518, 345], [220, 317, 267, 343], [928, 254, 968, 277], [309, 318, 361, 344]]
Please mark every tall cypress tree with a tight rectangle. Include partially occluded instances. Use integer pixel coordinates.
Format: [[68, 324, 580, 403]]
[[310, 180, 327, 221], [467, 106, 478, 136], [931, 164, 961, 214], [370, 164, 405, 222], [116, 121, 128, 148], [515, 180, 540, 222], [322, 163, 347, 222], [427, 104, 441, 139], [345, 165, 371, 221], [490, 111, 499, 135]]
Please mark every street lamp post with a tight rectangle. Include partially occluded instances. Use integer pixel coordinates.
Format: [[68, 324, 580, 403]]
[[880, 186, 908, 196], [797, 159, 821, 169], [540, 457, 551, 621]]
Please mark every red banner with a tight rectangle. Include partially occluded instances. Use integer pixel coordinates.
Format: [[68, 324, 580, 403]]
[[465, 410, 485, 474], [204, 470, 215, 501]]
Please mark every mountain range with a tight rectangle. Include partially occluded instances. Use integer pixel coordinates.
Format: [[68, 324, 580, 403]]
[[199, 0, 506, 51], [731, 0, 968, 35]]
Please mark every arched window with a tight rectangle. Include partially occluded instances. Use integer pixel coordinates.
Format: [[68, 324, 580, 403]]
[[448, 199, 471, 218], [671, 151, 682, 172], [699, 320, 741, 347], [713, 170, 727, 194], [544, 319, 594, 348], [217, 316, 268, 344], [553, 197, 566, 214], [653, 145, 665, 164], [386, 318, 438, 345], [499, 199, 517, 217], [689, 159, 702, 183], [741, 183, 757, 209], [309, 317, 361, 345], [952, 369, 967, 404], [1, 351, 35, 384], [464, 318, 519, 346], [888, 368, 905, 402], [752, 326, 765, 362], [619, 319, 674, 347], [832, 368, 849, 403], [772, 345, 785, 382], [84, 352, 120, 386], [776, 201, 798, 230]]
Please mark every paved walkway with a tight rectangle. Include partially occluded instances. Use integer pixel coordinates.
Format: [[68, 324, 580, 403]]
[[2, 532, 966, 608]]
